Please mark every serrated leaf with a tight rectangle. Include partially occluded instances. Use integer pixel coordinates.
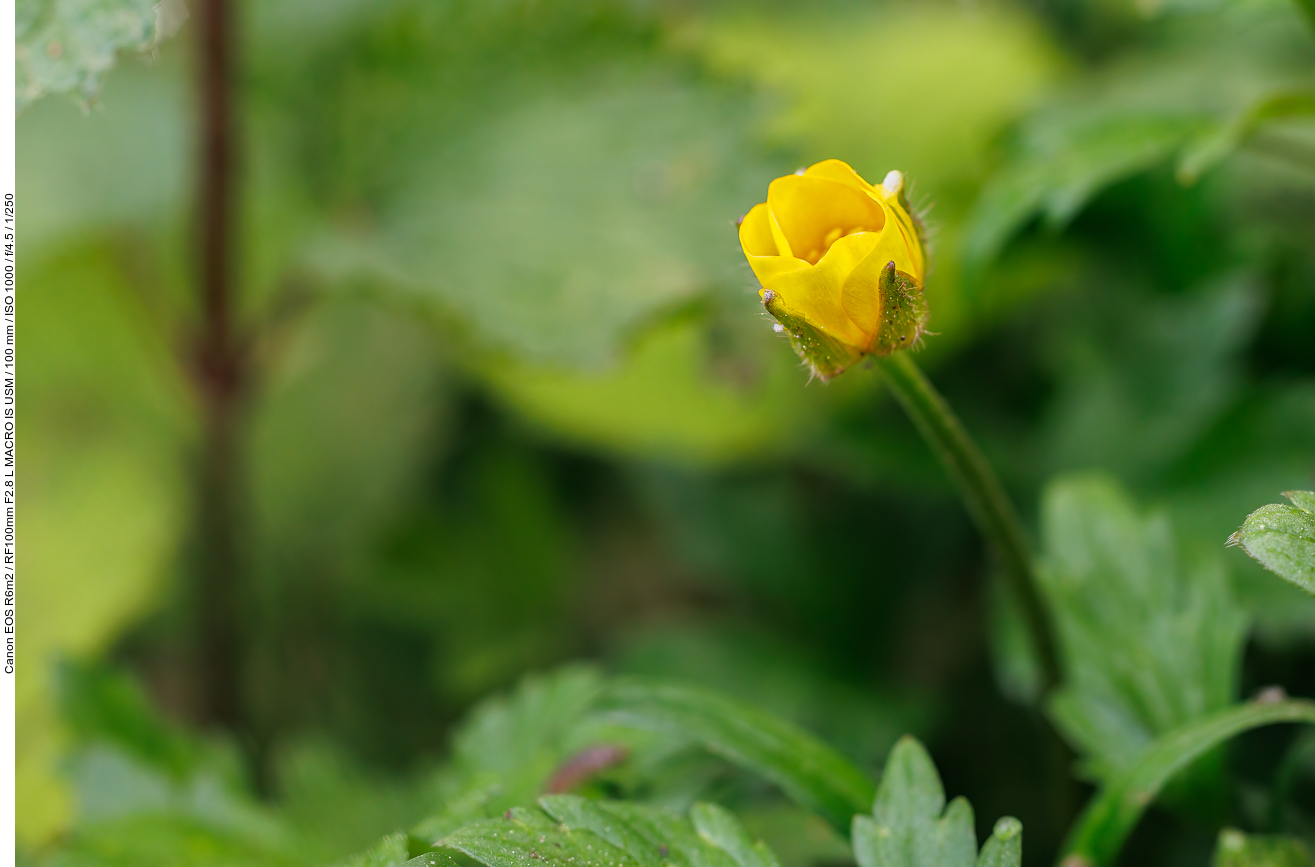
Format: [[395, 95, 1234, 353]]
[[412, 667, 607, 840], [1213, 829, 1314, 867], [1231, 492, 1315, 595], [436, 796, 778, 867], [851, 737, 1020, 867], [974, 819, 1021, 867], [597, 679, 875, 834], [691, 803, 780, 867], [1039, 474, 1248, 787], [1061, 699, 1315, 867], [16, 0, 179, 111]]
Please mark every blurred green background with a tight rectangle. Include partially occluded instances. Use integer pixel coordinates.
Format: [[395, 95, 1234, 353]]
[[15, 0, 1315, 864]]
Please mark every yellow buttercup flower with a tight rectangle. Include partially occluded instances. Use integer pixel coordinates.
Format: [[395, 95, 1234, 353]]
[[739, 159, 929, 380]]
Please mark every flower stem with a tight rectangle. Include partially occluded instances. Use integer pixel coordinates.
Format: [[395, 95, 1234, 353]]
[[876, 351, 1060, 693]]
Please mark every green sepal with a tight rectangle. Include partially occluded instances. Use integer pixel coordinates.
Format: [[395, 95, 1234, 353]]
[[867, 262, 930, 358], [762, 293, 863, 381]]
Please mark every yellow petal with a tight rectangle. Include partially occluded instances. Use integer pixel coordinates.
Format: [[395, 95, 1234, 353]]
[[884, 197, 926, 283], [766, 175, 886, 265], [761, 230, 880, 349], [839, 222, 915, 340], [745, 251, 812, 290], [803, 159, 877, 196], [738, 202, 777, 257], [740, 202, 811, 289]]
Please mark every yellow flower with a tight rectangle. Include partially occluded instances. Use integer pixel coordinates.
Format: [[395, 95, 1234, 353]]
[[739, 159, 929, 379]]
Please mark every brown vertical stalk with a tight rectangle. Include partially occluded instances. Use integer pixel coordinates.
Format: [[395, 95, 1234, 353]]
[[194, 0, 244, 731]]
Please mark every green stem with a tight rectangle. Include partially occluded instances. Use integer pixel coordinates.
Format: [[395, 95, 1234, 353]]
[[876, 351, 1060, 693]]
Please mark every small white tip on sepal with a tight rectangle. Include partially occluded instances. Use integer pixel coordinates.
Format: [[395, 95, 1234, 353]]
[[881, 170, 903, 198]]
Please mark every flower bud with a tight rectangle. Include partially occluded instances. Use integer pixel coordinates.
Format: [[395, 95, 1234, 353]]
[[738, 160, 929, 380]]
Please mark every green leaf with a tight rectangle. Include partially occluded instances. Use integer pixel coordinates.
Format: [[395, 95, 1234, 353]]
[[20, 244, 188, 845], [1213, 829, 1315, 867], [323, 71, 772, 370], [1038, 473, 1248, 787], [1230, 492, 1315, 595], [975, 819, 1022, 867], [598, 679, 876, 834], [56, 661, 201, 782], [851, 737, 1021, 867], [412, 667, 607, 840], [964, 111, 1203, 284], [479, 316, 809, 464], [691, 803, 781, 867], [1043, 277, 1262, 483], [435, 796, 779, 867], [1061, 699, 1315, 867], [37, 813, 304, 867], [16, 0, 184, 111], [961, 23, 1307, 287], [1177, 89, 1315, 184]]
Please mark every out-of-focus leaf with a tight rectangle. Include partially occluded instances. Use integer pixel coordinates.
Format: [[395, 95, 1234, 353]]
[[374, 444, 578, 704], [964, 112, 1203, 281], [1213, 828, 1314, 867], [17, 55, 187, 251], [436, 795, 779, 867], [57, 662, 202, 783], [1038, 474, 1248, 787], [1060, 699, 1315, 867], [48, 729, 302, 867], [691, 802, 781, 867], [273, 742, 438, 865], [251, 295, 445, 582], [851, 737, 1021, 867], [319, 72, 771, 370], [1178, 89, 1315, 184], [37, 813, 302, 867], [15, 0, 183, 110], [1230, 491, 1315, 595], [963, 10, 1314, 288], [20, 244, 187, 845], [480, 317, 809, 464], [1042, 276, 1262, 484], [615, 624, 923, 775], [598, 678, 875, 834]]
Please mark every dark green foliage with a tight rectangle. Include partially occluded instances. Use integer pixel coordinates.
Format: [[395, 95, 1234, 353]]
[[1062, 700, 1315, 867], [1037, 474, 1247, 785], [598, 679, 876, 833]]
